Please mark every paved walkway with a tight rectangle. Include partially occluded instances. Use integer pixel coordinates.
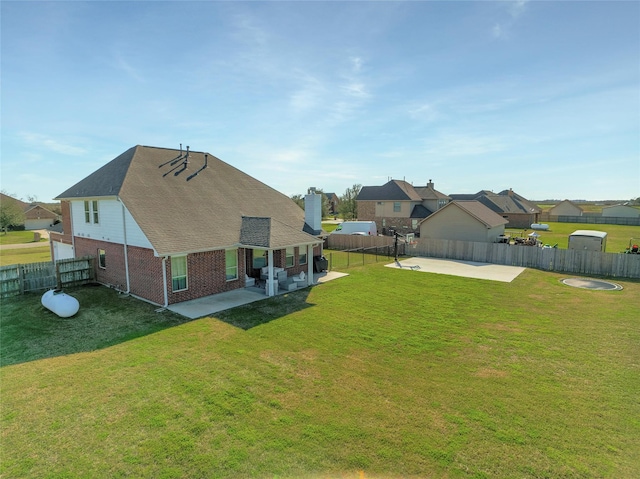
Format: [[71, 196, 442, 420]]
[[385, 257, 526, 283]]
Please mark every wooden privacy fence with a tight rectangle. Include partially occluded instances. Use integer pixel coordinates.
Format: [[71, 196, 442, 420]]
[[326, 234, 640, 278], [409, 239, 640, 279], [0, 256, 95, 299], [327, 234, 398, 252]]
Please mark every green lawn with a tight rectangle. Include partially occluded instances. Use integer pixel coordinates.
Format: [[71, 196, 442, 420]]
[[0, 230, 48, 245], [2, 262, 639, 478], [506, 222, 640, 253], [0, 245, 52, 266]]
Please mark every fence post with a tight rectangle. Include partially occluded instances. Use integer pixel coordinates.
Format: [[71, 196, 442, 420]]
[[55, 262, 62, 289], [19, 265, 25, 294]]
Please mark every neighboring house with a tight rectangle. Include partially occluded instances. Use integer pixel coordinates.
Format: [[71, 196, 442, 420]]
[[24, 204, 60, 230], [324, 192, 340, 215], [0, 193, 60, 230], [449, 188, 540, 228], [418, 200, 509, 243], [357, 179, 450, 235], [50, 145, 324, 305], [548, 199, 583, 217], [602, 204, 640, 218]]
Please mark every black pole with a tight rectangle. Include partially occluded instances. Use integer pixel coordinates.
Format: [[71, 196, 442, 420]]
[[394, 232, 399, 261]]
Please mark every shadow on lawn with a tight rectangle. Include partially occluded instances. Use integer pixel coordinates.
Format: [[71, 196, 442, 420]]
[[0, 285, 192, 367], [215, 288, 315, 330]]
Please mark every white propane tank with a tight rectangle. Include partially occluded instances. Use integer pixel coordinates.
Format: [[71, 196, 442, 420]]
[[41, 289, 80, 318], [531, 223, 550, 230]]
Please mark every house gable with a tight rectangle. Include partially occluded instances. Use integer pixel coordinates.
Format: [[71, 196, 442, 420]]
[[419, 201, 507, 242], [56, 145, 317, 256]]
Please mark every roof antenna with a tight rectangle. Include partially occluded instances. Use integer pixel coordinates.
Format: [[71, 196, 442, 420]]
[[187, 153, 208, 181]]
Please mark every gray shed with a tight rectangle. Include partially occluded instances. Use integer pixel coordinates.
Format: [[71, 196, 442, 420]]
[[568, 230, 608, 252]]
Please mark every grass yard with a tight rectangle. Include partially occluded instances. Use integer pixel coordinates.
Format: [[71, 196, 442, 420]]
[[1, 262, 639, 479], [0, 245, 52, 266], [506, 222, 640, 253], [0, 230, 48, 245]]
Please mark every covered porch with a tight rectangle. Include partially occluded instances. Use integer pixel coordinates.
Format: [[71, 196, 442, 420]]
[[167, 271, 347, 319]]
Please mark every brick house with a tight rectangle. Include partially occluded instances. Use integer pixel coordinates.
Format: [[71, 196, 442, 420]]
[[50, 145, 323, 305], [357, 179, 450, 235], [449, 188, 540, 229], [24, 204, 60, 230], [0, 193, 60, 230], [324, 192, 340, 215]]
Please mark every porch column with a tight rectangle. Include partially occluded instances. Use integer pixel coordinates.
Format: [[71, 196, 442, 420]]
[[307, 244, 314, 285], [267, 250, 275, 297]]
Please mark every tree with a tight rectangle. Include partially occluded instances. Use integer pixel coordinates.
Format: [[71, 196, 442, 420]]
[[292, 190, 331, 218], [338, 184, 361, 220], [0, 198, 25, 233], [290, 194, 305, 210]]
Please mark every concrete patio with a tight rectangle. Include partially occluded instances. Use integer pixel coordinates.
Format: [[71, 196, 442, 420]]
[[166, 271, 348, 319]]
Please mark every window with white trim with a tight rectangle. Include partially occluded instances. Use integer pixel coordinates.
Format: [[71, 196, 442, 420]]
[[171, 256, 187, 292], [98, 249, 106, 269], [393, 202, 401, 212], [225, 249, 238, 280], [84, 200, 99, 224], [286, 247, 295, 267], [92, 200, 99, 223]]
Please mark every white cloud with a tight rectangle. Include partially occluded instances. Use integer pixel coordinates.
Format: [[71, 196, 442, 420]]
[[111, 52, 145, 83], [289, 73, 326, 113], [422, 133, 507, 158], [492, 23, 504, 39], [19, 132, 87, 156], [350, 56, 363, 73], [341, 82, 369, 99], [491, 0, 530, 39], [509, 0, 529, 19], [409, 103, 439, 122]]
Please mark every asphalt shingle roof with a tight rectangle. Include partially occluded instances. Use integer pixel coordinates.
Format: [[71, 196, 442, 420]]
[[56, 145, 321, 255], [421, 201, 509, 228], [357, 180, 423, 201]]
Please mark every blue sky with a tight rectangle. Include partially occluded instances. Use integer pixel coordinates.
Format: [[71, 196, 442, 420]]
[[2, 0, 639, 203]]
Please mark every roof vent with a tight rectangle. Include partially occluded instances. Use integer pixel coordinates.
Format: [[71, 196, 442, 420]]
[[161, 145, 190, 177], [187, 154, 208, 181]]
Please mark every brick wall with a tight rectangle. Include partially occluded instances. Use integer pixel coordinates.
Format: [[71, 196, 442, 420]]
[[167, 249, 246, 305], [378, 217, 417, 234], [128, 246, 165, 305], [71, 242, 323, 306], [74, 237, 128, 291], [59, 201, 73, 243], [503, 214, 536, 229], [356, 201, 376, 221]]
